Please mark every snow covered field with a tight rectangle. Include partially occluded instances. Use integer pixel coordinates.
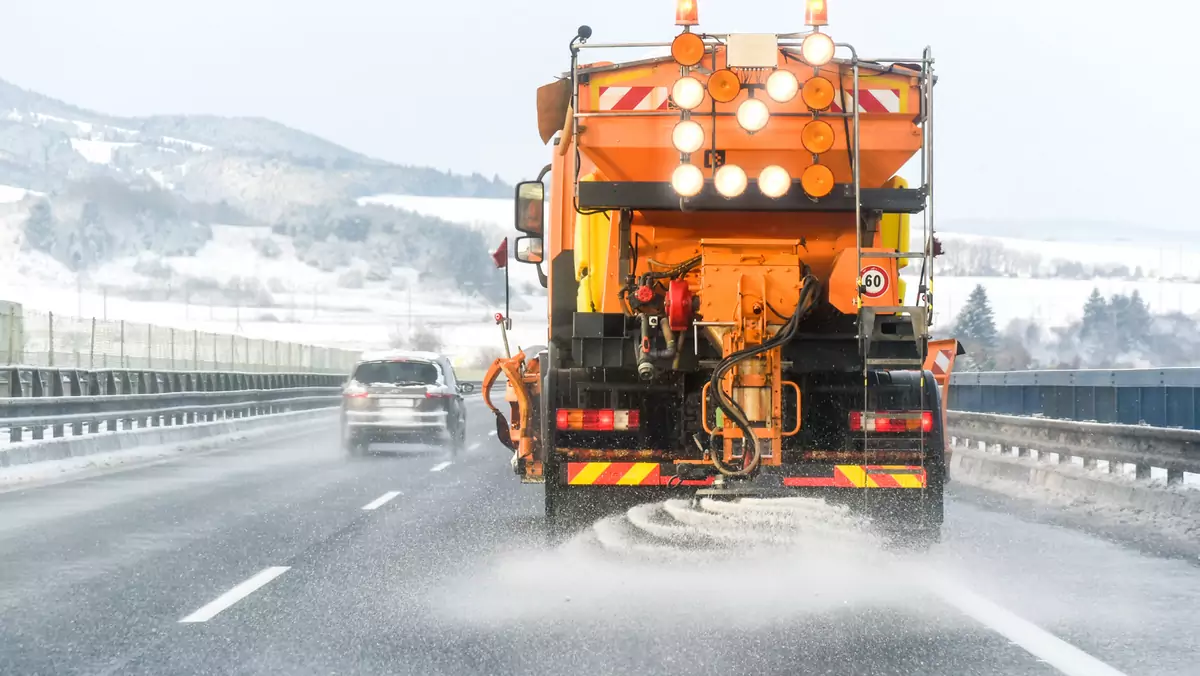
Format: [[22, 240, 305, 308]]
[[3, 191, 1199, 368]]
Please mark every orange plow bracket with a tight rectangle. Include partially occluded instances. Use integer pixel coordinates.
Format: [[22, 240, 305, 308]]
[[923, 338, 964, 433]]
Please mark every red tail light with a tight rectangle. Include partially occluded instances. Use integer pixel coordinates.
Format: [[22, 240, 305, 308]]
[[849, 411, 933, 433], [425, 392, 454, 399], [556, 409, 640, 431]]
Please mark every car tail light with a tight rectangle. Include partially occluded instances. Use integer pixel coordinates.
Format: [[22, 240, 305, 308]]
[[425, 392, 454, 399], [343, 383, 369, 398], [849, 411, 933, 433], [556, 409, 640, 431]]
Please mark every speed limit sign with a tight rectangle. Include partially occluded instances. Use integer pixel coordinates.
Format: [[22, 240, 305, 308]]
[[860, 265, 890, 299]]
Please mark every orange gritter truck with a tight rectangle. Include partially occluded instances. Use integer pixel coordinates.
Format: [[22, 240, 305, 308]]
[[483, 0, 963, 545]]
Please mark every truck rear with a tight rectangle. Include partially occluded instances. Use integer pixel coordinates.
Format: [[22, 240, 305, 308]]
[[484, 0, 962, 546]]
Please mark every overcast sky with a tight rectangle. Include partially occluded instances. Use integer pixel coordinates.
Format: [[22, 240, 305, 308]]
[[1, 0, 1194, 227]]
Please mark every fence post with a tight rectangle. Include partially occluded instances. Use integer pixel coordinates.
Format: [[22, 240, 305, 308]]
[[245, 336, 251, 372], [89, 317, 96, 369], [5, 307, 13, 365], [48, 311, 55, 366], [231, 335, 237, 371], [119, 320, 126, 368], [147, 324, 153, 370], [213, 333, 219, 370], [194, 330, 199, 370], [170, 328, 176, 370]]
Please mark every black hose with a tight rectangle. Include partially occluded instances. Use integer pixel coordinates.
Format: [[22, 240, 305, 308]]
[[708, 275, 821, 478]]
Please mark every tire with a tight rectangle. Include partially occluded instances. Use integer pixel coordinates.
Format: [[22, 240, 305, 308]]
[[870, 489, 943, 552], [449, 416, 466, 457], [342, 427, 365, 457]]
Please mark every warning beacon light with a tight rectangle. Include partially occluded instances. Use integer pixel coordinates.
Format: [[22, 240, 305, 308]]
[[805, 0, 829, 26], [676, 0, 698, 26]]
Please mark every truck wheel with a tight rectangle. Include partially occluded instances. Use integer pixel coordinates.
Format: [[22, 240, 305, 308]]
[[545, 481, 591, 536], [874, 490, 943, 551]]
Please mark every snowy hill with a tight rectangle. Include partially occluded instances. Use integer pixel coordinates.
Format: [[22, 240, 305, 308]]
[[4, 190, 1198, 369]]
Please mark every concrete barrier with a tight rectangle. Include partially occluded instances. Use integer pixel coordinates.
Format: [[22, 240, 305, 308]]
[[948, 442, 1200, 553]]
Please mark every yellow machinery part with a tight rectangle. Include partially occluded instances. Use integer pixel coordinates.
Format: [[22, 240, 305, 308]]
[[574, 173, 611, 313], [879, 175, 911, 270]]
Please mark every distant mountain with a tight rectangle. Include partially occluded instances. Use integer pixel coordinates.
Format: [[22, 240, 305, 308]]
[[0, 76, 513, 303], [0, 78, 508, 221]]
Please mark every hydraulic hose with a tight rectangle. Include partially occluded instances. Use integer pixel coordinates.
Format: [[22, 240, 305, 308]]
[[708, 275, 821, 478]]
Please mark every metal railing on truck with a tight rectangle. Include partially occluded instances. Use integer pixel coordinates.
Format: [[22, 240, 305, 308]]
[[0, 365, 343, 445]]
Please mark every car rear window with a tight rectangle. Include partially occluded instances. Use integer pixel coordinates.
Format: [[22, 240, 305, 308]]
[[353, 360, 440, 385]]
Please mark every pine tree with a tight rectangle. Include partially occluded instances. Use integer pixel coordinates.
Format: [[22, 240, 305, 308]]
[[1114, 290, 1151, 350], [1080, 288, 1108, 340], [952, 284, 998, 370]]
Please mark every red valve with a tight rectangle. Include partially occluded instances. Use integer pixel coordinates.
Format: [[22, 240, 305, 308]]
[[665, 279, 694, 332], [494, 313, 505, 323], [635, 285, 655, 303]]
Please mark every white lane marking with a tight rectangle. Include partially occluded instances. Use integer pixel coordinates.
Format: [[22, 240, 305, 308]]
[[430, 461, 452, 472], [179, 566, 290, 623], [361, 491, 401, 511], [930, 580, 1128, 676], [469, 443, 481, 451], [488, 430, 497, 437]]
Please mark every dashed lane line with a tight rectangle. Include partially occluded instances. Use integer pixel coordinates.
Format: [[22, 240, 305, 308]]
[[430, 461, 452, 472], [179, 566, 290, 623], [360, 491, 401, 510]]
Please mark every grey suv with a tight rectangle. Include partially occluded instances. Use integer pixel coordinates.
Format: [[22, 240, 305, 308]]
[[339, 350, 467, 456]]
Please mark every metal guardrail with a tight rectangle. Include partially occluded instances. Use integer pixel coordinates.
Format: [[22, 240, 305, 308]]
[[1, 365, 344, 444], [947, 411, 1198, 485], [950, 368, 1200, 431], [3, 303, 360, 374]]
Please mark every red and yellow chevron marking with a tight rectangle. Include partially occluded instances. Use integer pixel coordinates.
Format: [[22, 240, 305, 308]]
[[567, 462, 662, 486], [783, 465, 927, 488]]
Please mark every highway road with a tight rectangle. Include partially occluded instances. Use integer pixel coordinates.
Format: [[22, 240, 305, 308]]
[[1, 395, 1198, 675]]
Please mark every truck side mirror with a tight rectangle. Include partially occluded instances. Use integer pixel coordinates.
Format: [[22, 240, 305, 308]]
[[515, 236, 544, 264], [515, 181, 545, 236]]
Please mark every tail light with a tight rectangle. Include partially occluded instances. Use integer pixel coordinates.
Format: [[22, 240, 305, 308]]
[[343, 383, 368, 399], [556, 409, 640, 432], [849, 411, 933, 433], [426, 392, 454, 399]]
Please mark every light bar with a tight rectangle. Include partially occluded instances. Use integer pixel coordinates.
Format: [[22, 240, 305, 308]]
[[557, 408, 641, 431], [849, 411, 934, 433]]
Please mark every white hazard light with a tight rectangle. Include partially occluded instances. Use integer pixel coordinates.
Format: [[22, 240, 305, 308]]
[[736, 98, 770, 133], [714, 164, 747, 198], [671, 163, 705, 197], [672, 120, 705, 154], [758, 165, 791, 198], [766, 69, 799, 103], [801, 32, 835, 67], [671, 76, 706, 110]]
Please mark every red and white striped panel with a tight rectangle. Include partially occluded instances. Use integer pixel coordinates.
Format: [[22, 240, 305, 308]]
[[598, 86, 671, 111], [830, 89, 902, 114], [931, 348, 953, 376]]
